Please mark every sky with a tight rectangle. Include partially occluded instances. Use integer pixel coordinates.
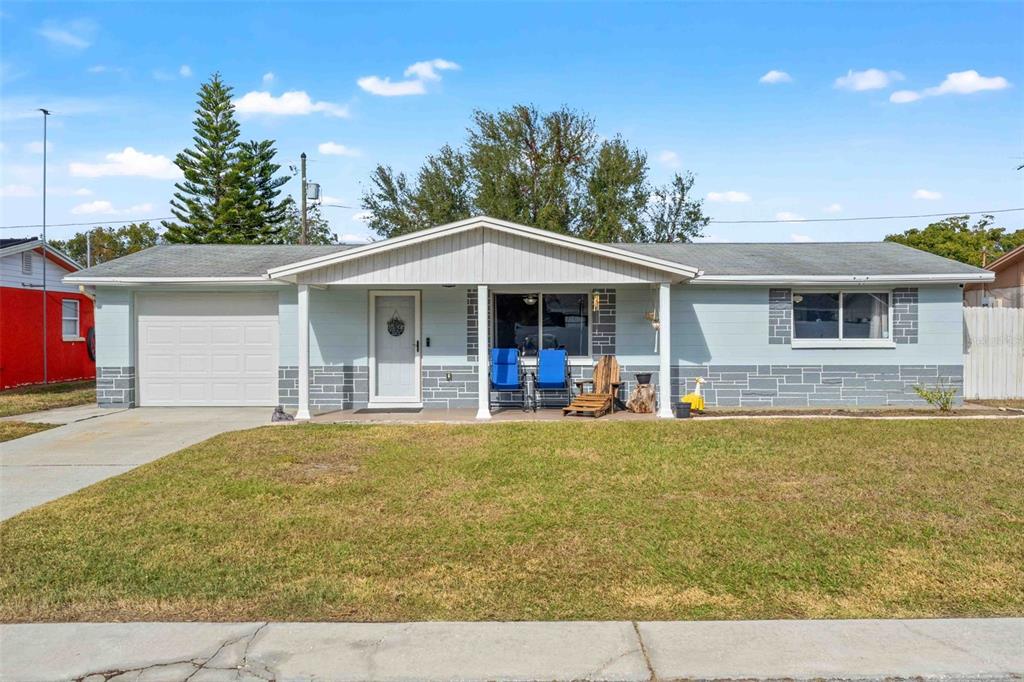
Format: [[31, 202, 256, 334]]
[[1, 1, 1022, 244]]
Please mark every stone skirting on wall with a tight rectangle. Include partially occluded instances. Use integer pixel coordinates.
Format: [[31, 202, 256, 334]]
[[279, 365, 369, 412], [423, 365, 478, 409], [673, 364, 962, 407], [97, 366, 136, 408]]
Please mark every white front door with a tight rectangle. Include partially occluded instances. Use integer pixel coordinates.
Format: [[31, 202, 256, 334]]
[[370, 292, 421, 405]]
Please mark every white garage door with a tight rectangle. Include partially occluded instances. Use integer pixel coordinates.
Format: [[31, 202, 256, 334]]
[[138, 292, 279, 406]]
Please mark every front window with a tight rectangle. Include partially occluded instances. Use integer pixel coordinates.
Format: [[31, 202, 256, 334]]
[[493, 292, 590, 357], [793, 291, 889, 341], [61, 299, 80, 340]]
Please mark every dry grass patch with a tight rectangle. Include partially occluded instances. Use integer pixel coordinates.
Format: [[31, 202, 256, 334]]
[[0, 421, 57, 442], [0, 380, 94, 417], [1, 420, 1022, 622]]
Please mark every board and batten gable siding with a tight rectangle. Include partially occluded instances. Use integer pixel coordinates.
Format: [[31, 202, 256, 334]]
[[1, 249, 78, 293], [297, 228, 671, 286], [669, 284, 964, 366]]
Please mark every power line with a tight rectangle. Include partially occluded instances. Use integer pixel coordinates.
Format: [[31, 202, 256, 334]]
[[1, 207, 1023, 231]]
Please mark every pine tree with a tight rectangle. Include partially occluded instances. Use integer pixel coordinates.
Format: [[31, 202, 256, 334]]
[[163, 74, 241, 243], [222, 140, 293, 243]]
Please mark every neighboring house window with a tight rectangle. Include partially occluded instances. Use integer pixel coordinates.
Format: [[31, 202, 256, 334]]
[[493, 292, 590, 357], [21, 251, 33, 275], [792, 291, 890, 345], [62, 299, 80, 340]]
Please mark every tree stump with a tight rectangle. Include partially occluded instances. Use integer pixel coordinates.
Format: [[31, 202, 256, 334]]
[[626, 383, 656, 413]]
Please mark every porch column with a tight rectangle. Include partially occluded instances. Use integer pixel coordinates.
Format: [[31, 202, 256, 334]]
[[657, 281, 674, 419], [296, 283, 311, 421], [476, 284, 491, 420]]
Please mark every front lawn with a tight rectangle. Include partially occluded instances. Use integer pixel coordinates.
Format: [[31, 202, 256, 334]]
[[0, 421, 57, 442], [0, 380, 95, 417], [1, 420, 1021, 622]]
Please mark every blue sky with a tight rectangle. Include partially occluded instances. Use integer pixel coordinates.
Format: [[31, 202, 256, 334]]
[[2, 1, 1022, 244]]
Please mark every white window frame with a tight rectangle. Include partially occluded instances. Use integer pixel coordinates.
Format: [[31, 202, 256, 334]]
[[790, 289, 895, 349], [491, 290, 593, 364], [21, 251, 33, 275], [61, 298, 82, 341]]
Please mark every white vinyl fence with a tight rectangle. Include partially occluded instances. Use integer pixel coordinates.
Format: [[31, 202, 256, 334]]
[[963, 307, 1024, 400]]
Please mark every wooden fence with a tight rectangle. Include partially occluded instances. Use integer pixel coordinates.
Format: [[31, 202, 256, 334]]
[[963, 307, 1024, 400]]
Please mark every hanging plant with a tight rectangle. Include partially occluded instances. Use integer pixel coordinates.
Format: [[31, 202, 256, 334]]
[[387, 311, 406, 337]]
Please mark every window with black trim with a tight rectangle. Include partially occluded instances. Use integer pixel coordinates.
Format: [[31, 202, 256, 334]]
[[493, 293, 590, 357]]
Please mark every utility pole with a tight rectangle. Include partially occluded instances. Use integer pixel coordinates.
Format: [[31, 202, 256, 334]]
[[39, 108, 50, 384], [86, 230, 92, 267], [300, 152, 308, 245]]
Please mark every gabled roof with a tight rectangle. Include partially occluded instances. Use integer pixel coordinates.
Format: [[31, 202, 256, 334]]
[[617, 241, 994, 283], [265, 216, 701, 280], [984, 243, 1024, 272], [0, 238, 82, 272]]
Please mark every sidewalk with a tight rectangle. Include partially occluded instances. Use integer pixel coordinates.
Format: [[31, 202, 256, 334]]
[[1, 618, 1021, 681]]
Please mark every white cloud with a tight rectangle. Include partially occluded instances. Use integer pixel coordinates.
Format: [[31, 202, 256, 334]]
[[318, 141, 360, 157], [759, 70, 792, 84], [890, 70, 1011, 104], [38, 19, 95, 49], [233, 90, 349, 117], [179, 64, 192, 78], [658, 150, 681, 168], [834, 68, 903, 91], [790, 233, 814, 242], [86, 64, 123, 75], [339, 233, 373, 244], [69, 147, 180, 179], [73, 187, 93, 196], [913, 189, 942, 200], [25, 141, 53, 154], [706, 191, 751, 203], [0, 184, 35, 198], [403, 58, 460, 81], [823, 203, 843, 214], [358, 58, 460, 97], [71, 200, 153, 215], [776, 211, 805, 222], [352, 210, 373, 222], [262, 72, 275, 85]]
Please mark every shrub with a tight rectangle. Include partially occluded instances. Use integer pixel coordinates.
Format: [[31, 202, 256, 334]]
[[913, 382, 958, 412]]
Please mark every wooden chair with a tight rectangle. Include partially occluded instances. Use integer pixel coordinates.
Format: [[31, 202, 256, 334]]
[[563, 355, 621, 418]]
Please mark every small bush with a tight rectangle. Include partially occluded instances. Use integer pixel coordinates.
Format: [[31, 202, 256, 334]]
[[913, 382, 958, 412]]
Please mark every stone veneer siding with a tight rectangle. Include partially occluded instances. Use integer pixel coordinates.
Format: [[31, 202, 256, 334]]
[[279, 365, 369, 412], [892, 288, 919, 344], [466, 288, 478, 361], [768, 288, 792, 344], [97, 366, 136, 408], [674, 363, 961, 407]]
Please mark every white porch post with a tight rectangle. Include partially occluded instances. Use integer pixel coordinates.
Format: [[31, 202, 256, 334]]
[[476, 284, 491, 420], [657, 281, 674, 418], [296, 284, 311, 420]]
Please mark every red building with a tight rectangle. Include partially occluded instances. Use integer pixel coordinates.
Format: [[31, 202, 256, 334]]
[[0, 238, 95, 389]]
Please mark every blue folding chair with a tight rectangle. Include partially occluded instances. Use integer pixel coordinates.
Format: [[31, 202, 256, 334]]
[[489, 348, 531, 411], [531, 349, 572, 410]]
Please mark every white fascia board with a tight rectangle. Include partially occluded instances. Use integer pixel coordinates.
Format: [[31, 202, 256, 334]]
[[61, 276, 283, 286], [690, 273, 996, 285], [266, 216, 700, 280], [1, 240, 82, 271]]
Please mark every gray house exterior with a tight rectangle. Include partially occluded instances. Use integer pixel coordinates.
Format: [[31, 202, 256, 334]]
[[65, 216, 994, 418]]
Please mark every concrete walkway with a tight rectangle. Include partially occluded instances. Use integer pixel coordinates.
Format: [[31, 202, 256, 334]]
[[1, 618, 1020, 681], [0, 407, 271, 520]]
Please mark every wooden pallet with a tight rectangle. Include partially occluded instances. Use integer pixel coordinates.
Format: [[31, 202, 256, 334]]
[[563, 393, 613, 418]]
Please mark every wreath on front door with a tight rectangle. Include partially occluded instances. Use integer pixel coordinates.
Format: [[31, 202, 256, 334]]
[[387, 311, 406, 337]]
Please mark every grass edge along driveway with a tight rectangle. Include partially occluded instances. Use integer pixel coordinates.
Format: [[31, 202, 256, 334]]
[[0, 380, 95, 418], [1, 419, 1021, 623]]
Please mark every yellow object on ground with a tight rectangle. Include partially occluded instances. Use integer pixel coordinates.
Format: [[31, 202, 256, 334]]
[[681, 393, 705, 411]]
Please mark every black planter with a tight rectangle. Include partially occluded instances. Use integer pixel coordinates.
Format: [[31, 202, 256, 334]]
[[674, 402, 692, 419], [635, 372, 652, 385]]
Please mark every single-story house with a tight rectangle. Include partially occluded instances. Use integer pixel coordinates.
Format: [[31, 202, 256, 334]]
[[64, 216, 994, 417], [964, 243, 1024, 308]]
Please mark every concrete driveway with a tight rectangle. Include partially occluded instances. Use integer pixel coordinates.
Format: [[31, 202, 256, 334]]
[[0, 407, 272, 520]]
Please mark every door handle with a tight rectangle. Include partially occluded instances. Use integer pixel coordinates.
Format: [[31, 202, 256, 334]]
[[416, 339, 420, 353]]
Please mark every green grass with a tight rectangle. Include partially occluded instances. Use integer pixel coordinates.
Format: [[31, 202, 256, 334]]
[[1, 420, 1022, 623], [0, 421, 57, 442], [0, 380, 95, 417]]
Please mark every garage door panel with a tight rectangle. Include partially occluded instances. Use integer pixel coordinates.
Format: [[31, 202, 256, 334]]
[[138, 293, 279, 407]]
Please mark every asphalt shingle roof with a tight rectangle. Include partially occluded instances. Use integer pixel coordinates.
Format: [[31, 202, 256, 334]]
[[69, 240, 989, 279], [616, 241, 988, 276]]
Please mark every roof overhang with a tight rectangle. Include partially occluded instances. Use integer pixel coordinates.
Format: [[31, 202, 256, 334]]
[[61, 275, 285, 286], [266, 216, 701, 281], [984, 243, 1024, 272], [690, 272, 996, 286], [1, 240, 81, 272]]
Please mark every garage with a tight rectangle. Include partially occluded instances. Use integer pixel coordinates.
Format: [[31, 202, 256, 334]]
[[137, 292, 279, 406]]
